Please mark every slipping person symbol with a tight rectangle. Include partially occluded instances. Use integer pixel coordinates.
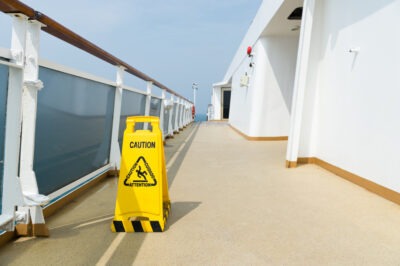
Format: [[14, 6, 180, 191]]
[[136, 165, 148, 180]]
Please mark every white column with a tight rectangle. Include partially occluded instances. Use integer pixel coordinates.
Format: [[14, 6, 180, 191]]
[[179, 98, 184, 129], [0, 14, 27, 231], [286, 0, 316, 167], [174, 97, 179, 133], [109, 67, 124, 171], [160, 89, 166, 139], [177, 98, 182, 129], [186, 102, 190, 125], [144, 81, 152, 129], [168, 95, 174, 136], [18, 18, 49, 236], [183, 101, 187, 126], [184, 102, 189, 126]]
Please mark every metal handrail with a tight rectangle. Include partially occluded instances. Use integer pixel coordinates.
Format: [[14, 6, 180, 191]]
[[0, 0, 192, 103]]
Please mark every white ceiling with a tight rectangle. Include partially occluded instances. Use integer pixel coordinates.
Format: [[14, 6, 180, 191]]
[[262, 0, 304, 36]]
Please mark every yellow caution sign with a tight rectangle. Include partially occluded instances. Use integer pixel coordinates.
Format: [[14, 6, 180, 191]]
[[111, 116, 170, 232]]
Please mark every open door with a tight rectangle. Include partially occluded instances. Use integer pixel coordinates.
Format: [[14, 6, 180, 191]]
[[222, 89, 231, 120]]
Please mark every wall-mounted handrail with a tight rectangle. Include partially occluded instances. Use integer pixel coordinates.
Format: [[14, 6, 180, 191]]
[[0, 0, 192, 103]]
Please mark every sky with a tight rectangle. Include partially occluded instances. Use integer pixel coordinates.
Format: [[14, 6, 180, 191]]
[[0, 0, 262, 113]]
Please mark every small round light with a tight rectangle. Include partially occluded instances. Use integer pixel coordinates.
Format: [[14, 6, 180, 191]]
[[247, 46, 252, 56]]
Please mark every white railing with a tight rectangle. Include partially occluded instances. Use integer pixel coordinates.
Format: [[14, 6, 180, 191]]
[[0, 9, 193, 233]]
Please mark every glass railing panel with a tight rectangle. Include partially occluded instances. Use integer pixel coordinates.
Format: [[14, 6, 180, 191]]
[[118, 90, 146, 149], [0, 64, 9, 213], [149, 98, 161, 117], [163, 108, 170, 136], [34, 67, 115, 195], [172, 103, 178, 130]]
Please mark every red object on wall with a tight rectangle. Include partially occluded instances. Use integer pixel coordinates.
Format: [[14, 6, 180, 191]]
[[247, 46, 252, 56]]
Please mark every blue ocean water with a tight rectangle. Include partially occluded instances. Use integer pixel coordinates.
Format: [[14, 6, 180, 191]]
[[194, 113, 207, 122]]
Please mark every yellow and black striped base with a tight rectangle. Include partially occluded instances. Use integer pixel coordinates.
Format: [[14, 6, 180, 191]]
[[112, 220, 163, 232], [111, 202, 170, 233]]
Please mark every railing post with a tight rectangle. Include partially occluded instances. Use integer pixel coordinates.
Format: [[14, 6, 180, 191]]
[[109, 66, 124, 172], [186, 102, 190, 125], [182, 100, 186, 126], [183, 101, 188, 126], [176, 98, 180, 130], [144, 81, 152, 129], [173, 96, 179, 133], [190, 103, 193, 123], [178, 98, 183, 130], [168, 95, 174, 136], [175, 97, 181, 133], [0, 14, 27, 232], [186, 103, 189, 124], [18, 17, 49, 236], [160, 89, 166, 140], [167, 95, 172, 137]]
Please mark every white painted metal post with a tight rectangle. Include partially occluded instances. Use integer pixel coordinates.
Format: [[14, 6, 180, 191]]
[[286, 0, 316, 167], [183, 100, 187, 126], [186, 102, 191, 125], [168, 95, 174, 136], [183, 101, 187, 126], [181, 99, 185, 129], [188, 103, 191, 123], [18, 18, 49, 236], [160, 89, 166, 140], [177, 98, 182, 130], [182, 101, 186, 126], [109, 67, 124, 172], [174, 97, 179, 133], [179, 98, 184, 129], [0, 14, 27, 231], [184, 101, 188, 126], [144, 81, 152, 129]]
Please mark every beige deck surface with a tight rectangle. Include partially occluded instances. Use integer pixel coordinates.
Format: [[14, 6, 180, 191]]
[[1, 122, 400, 265]]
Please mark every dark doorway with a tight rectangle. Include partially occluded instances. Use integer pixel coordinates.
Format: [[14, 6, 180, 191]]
[[222, 89, 231, 119]]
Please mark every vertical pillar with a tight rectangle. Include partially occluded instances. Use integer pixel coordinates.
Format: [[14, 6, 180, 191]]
[[176, 98, 181, 130], [1, 14, 27, 232], [144, 81, 152, 129], [18, 18, 49, 236], [286, 0, 316, 168], [183, 101, 187, 126], [160, 89, 166, 140], [188, 103, 191, 123], [184, 101, 188, 126], [168, 95, 174, 136], [178, 98, 184, 130], [174, 96, 179, 133], [109, 66, 124, 173]]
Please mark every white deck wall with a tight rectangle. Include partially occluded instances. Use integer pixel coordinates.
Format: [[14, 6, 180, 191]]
[[211, 87, 222, 120], [229, 59, 252, 132], [296, 0, 400, 191], [229, 35, 299, 137]]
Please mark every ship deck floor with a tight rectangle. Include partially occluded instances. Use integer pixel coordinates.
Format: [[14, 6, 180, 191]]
[[1, 122, 400, 265]]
